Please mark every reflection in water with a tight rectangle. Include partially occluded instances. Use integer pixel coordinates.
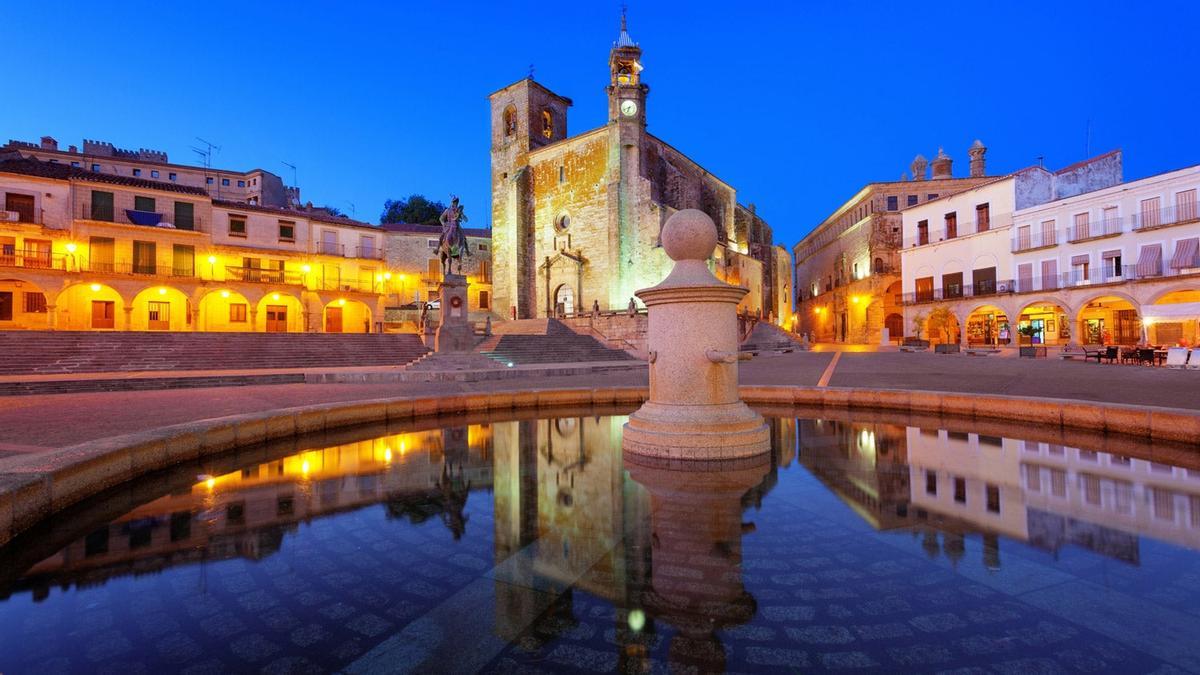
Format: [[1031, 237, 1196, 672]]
[[1, 411, 1199, 672]]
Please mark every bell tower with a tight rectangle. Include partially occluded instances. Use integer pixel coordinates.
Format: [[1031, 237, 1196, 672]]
[[607, 11, 648, 126]]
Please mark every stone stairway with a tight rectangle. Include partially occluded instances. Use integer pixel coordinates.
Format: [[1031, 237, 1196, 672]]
[[476, 319, 638, 365], [740, 322, 803, 353], [0, 331, 430, 374]]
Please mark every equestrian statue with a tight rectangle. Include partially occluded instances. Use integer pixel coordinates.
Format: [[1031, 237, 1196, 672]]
[[438, 196, 471, 276]]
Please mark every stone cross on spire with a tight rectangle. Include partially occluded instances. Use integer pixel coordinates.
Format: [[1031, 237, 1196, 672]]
[[617, 3, 636, 47]]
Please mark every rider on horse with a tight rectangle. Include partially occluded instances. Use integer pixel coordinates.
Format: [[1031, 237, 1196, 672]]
[[438, 196, 470, 276]]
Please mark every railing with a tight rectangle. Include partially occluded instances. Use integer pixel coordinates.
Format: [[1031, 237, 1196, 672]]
[[353, 246, 385, 260], [79, 203, 202, 231], [225, 265, 303, 285], [1066, 217, 1123, 242], [83, 260, 164, 275], [1131, 204, 1200, 231], [908, 264, 1200, 302], [0, 209, 42, 225], [900, 279, 1014, 305], [317, 242, 344, 256], [903, 214, 1013, 248], [1012, 229, 1057, 252], [316, 277, 379, 293], [0, 249, 67, 270]]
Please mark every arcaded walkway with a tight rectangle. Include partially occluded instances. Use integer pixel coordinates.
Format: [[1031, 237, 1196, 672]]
[[1, 350, 1199, 454]]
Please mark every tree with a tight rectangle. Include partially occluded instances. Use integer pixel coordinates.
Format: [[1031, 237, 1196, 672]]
[[911, 312, 927, 341], [380, 195, 446, 225], [926, 306, 955, 344]]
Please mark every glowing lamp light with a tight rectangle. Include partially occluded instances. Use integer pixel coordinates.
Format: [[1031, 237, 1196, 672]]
[[628, 609, 646, 632], [301, 264, 311, 273], [65, 243, 77, 253], [158, 287, 167, 295], [205, 478, 215, 490], [338, 298, 346, 306], [90, 283, 101, 292], [398, 274, 406, 281], [301, 460, 311, 475], [851, 296, 860, 304], [507, 362, 514, 368], [383, 272, 392, 280], [207, 255, 217, 264], [384, 448, 393, 462], [375, 274, 383, 282], [272, 293, 281, 301], [399, 441, 406, 453], [220, 290, 230, 298]]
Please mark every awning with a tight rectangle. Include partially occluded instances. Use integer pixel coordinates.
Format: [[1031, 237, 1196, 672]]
[[1142, 301, 1200, 321], [1169, 237, 1199, 269], [1102, 249, 1121, 260], [1136, 244, 1163, 277], [1071, 254, 1090, 266]]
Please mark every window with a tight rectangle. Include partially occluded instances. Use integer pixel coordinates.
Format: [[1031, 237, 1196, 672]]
[[478, 259, 491, 282], [237, 180, 246, 188], [360, 235, 377, 257], [169, 172, 177, 181], [91, 163, 100, 172], [479, 290, 491, 310], [852, 262, 859, 280], [944, 212, 957, 239], [976, 203, 990, 232], [230, 303, 248, 322], [1140, 197, 1162, 229], [1016, 225, 1031, 251], [942, 272, 963, 298], [886, 196, 898, 211], [427, 239, 439, 248], [925, 470, 937, 495], [229, 216, 247, 237], [986, 485, 1000, 513], [133, 241, 156, 275], [1176, 189, 1197, 222], [89, 237, 115, 272], [147, 301, 170, 328], [907, 195, 918, 206], [5, 193, 35, 223], [916, 220, 929, 245], [206, 177, 214, 185], [972, 267, 997, 295], [321, 230, 339, 255], [541, 109, 553, 138], [427, 258, 440, 278], [147, 170, 158, 179], [1073, 212, 1090, 240], [90, 190, 114, 221], [927, 193, 938, 200], [278, 220, 296, 242], [478, 243, 488, 252], [174, 202, 195, 230], [221, 178, 231, 186], [954, 477, 967, 503], [555, 214, 570, 232], [172, 244, 195, 277], [503, 105, 517, 136], [558, 165, 565, 183], [70, 161, 80, 168], [24, 292, 47, 313], [1103, 251, 1122, 279], [132, 168, 142, 177], [915, 276, 934, 302], [1040, 219, 1055, 247], [134, 196, 156, 213]]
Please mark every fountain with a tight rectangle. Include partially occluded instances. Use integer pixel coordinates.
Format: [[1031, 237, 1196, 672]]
[[622, 209, 770, 459]]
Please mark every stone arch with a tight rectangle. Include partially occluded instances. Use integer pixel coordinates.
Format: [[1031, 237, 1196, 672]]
[[553, 283, 575, 317], [197, 288, 254, 332], [1145, 283, 1200, 306], [130, 285, 192, 331], [962, 303, 1011, 347], [972, 253, 999, 271], [0, 275, 54, 329], [502, 105, 517, 137], [256, 291, 306, 333], [56, 281, 126, 330], [1075, 293, 1141, 345], [322, 297, 372, 333], [940, 257, 964, 277], [1015, 297, 1073, 346]]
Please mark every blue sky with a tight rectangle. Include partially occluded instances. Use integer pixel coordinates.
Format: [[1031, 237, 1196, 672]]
[[3, 1, 1198, 247]]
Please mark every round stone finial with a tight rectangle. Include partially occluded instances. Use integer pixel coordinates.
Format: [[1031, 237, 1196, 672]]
[[662, 209, 718, 262]]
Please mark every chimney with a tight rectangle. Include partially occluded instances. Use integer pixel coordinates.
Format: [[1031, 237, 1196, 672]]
[[40, 136, 58, 151], [930, 147, 953, 179], [910, 154, 928, 181], [968, 139, 987, 177], [68, 145, 78, 153]]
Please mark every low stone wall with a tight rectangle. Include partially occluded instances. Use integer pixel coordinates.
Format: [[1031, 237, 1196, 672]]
[[2, 384, 1198, 547], [561, 314, 648, 355]]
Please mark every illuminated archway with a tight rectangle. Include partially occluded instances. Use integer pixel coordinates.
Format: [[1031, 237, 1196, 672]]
[[1075, 295, 1140, 345], [256, 292, 305, 333], [56, 282, 125, 330], [0, 276, 52, 329], [1015, 299, 1071, 346], [323, 297, 371, 333], [130, 285, 191, 331], [198, 289, 253, 332], [1144, 288, 1200, 346], [964, 304, 1010, 347]]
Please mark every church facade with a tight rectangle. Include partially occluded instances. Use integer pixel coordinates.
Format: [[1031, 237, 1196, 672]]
[[489, 19, 772, 319]]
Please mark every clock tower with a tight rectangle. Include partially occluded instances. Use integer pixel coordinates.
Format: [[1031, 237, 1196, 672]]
[[607, 11, 648, 126]]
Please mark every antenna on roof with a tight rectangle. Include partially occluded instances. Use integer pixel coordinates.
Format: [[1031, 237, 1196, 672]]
[[528, 63, 535, 80], [342, 200, 356, 218], [281, 161, 297, 188], [191, 137, 221, 197], [1036, 155, 1045, 168], [1085, 118, 1092, 158]]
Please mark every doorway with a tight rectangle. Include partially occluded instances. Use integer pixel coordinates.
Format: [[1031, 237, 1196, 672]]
[[325, 306, 343, 333], [554, 284, 574, 316], [0, 291, 11, 321], [147, 301, 170, 330], [92, 301, 115, 329], [265, 305, 288, 332]]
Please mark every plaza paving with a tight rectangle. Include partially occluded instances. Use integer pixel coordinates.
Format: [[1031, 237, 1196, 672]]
[[0, 350, 1197, 454]]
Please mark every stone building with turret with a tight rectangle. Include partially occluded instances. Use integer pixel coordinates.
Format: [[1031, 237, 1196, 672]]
[[792, 144, 997, 344], [488, 16, 771, 319]]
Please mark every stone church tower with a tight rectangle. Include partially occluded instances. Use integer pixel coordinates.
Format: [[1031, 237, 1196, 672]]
[[489, 16, 767, 319]]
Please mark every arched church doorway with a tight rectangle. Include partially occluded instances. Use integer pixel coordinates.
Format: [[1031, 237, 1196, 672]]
[[884, 313, 903, 343], [554, 284, 575, 317]]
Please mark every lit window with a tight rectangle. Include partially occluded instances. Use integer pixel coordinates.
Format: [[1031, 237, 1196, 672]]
[[503, 106, 517, 136], [542, 110, 553, 139]]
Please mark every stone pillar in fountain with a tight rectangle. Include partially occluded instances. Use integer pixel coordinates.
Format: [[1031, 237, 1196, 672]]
[[622, 209, 770, 459], [435, 273, 472, 353]]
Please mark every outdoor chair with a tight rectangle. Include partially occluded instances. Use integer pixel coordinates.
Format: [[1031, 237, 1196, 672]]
[[1120, 347, 1138, 364], [1165, 347, 1189, 369], [1137, 348, 1157, 366], [1084, 347, 1104, 363], [1101, 346, 1119, 363], [1189, 349, 1200, 370]]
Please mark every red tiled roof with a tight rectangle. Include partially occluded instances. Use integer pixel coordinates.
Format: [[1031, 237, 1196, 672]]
[[0, 157, 209, 196], [212, 199, 380, 230], [379, 222, 491, 238]]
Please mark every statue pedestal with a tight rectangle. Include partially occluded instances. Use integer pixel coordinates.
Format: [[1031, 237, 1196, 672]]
[[435, 273, 473, 353], [623, 210, 769, 460]]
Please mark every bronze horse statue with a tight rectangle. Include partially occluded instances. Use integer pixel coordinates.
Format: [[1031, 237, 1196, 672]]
[[438, 196, 470, 276]]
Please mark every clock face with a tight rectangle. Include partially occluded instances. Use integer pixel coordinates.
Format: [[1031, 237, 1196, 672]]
[[620, 99, 638, 117]]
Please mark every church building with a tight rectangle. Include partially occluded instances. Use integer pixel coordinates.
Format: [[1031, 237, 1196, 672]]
[[489, 17, 773, 319]]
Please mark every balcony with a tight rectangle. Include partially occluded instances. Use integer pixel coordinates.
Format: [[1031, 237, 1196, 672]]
[[1066, 217, 1123, 242], [1012, 229, 1057, 252], [904, 214, 1012, 248], [0, 249, 67, 271], [354, 246, 385, 260], [0, 209, 42, 225], [316, 277, 380, 293], [900, 279, 1014, 305], [225, 265, 303, 285], [79, 203, 202, 232], [1131, 204, 1200, 232], [317, 242, 344, 256]]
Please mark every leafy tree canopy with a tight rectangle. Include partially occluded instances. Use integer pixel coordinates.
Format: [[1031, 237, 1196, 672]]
[[380, 194, 446, 225]]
